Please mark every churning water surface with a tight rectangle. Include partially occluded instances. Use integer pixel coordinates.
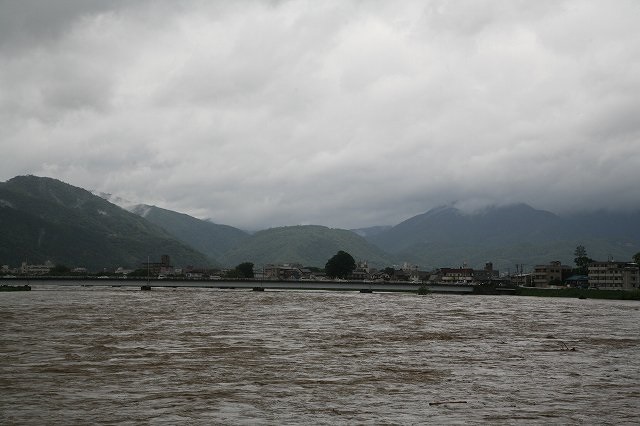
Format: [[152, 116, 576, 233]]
[[1, 286, 639, 424]]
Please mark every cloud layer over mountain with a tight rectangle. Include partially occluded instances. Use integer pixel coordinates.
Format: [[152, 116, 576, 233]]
[[2, 0, 639, 229]]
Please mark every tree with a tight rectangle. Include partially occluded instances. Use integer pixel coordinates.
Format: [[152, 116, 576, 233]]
[[235, 262, 255, 279], [574, 245, 592, 274], [49, 264, 71, 275], [633, 252, 640, 265], [223, 269, 240, 279], [325, 250, 356, 279]]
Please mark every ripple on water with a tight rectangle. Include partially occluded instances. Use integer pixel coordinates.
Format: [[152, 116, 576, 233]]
[[1, 288, 639, 424]]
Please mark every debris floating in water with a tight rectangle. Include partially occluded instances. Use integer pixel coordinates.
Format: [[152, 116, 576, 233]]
[[429, 401, 468, 406], [560, 341, 576, 351]]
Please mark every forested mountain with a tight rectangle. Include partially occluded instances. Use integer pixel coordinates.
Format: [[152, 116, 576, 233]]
[[219, 225, 394, 268], [2, 176, 638, 273], [369, 204, 556, 252], [350, 225, 392, 238], [129, 204, 249, 261], [367, 204, 640, 271], [0, 176, 212, 270]]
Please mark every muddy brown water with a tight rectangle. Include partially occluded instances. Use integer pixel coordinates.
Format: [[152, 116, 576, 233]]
[[2, 286, 639, 424]]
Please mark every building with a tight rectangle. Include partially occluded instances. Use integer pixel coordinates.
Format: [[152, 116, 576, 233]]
[[565, 275, 589, 288], [532, 261, 571, 287], [400, 262, 428, 282], [264, 264, 304, 280], [473, 262, 500, 283], [511, 273, 533, 287], [142, 255, 174, 276], [349, 261, 370, 281], [20, 261, 54, 275], [114, 267, 132, 275], [437, 267, 474, 283], [588, 261, 640, 290]]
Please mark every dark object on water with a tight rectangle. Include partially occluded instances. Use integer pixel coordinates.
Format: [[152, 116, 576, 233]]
[[578, 294, 587, 299], [140, 285, 152, 291], [252, 287, 264, 292], [0, 284, 31, 291], [418, 284, 431, 295], [429, 400, 468, 406], [560, 341, 576, 351]]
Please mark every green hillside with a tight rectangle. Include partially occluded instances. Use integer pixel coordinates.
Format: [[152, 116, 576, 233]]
[[219, 225, 394, 268], [368, 204, 640, 271], [5, 176, 637, 274], [130, 204, 249, 261], [0, 176, 213, 270]]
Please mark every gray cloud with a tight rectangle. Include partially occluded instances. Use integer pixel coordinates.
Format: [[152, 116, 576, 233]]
[[2, 0, 640, 229]]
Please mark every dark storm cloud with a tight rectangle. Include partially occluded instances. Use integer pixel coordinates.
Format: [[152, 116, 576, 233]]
[[0, 0, 122, 51], [1, 0, 639, 229]]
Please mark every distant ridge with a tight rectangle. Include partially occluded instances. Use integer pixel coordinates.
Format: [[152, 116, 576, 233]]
[[219, 225, 393, 268], [350, 225, 392, 238], [0, 175, 213, 270], [370, 203, 562, 253], [2, 175, 638, 272], [366, 203, 640, 270], [129, 204, 249, 261]]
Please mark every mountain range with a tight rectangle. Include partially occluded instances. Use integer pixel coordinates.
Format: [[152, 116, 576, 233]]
[[1, 175, 638, 272], [0, 176, 211, 270], [129, 204, 250, 261], [368, 204, 640, 271]]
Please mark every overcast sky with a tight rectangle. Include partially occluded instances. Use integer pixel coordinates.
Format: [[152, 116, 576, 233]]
[[1, 0, 639, 230]]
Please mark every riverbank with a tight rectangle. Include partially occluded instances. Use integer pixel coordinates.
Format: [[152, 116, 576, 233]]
[[514, 287, 640, 300], [0, 284, 31, 291]]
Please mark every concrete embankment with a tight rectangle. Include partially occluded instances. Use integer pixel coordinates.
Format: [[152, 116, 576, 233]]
[[19, 278, 475, 294]]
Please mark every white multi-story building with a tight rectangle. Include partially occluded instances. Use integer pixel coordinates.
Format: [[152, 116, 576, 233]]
[[20, 261, 54, 275], [588, 261, 640, 290]]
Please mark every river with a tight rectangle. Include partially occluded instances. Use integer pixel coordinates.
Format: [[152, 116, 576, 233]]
[[1, 285, 639, 424]]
